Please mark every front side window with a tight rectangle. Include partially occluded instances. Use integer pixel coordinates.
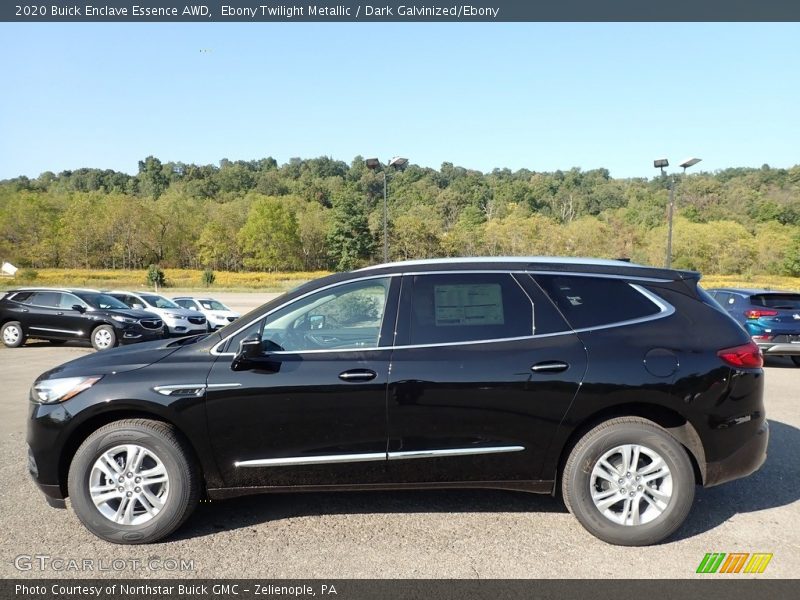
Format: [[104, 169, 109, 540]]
[[58, 293, 87, 309], [534, 275, 661, 330], [251, 277, 391, 352], [407, 273, 533, 345], [200, 300, 228, 311]]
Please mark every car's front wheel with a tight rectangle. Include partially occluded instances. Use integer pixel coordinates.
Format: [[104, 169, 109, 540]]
[[91, 325, 117, 351], [561, 417, 695, 546], [67, 419, 200, 544], [1, 321, 25, 348]]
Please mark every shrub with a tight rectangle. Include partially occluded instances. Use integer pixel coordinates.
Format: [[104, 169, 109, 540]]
[[202, 268, 216, 287], [17, 268, 39, 281], [146, 264, 166, 290]]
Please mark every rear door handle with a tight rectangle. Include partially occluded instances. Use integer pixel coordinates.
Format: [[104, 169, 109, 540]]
[[531, 361, 569, 373], [339, 369, 377, 382]]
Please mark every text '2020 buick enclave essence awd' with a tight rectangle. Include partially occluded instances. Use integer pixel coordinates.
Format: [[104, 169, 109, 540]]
[[26, 258, 768, 545]]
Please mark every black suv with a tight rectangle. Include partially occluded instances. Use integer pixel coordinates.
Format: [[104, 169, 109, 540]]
[[26, 259, 767, 546], [1, 288, 165, 350]]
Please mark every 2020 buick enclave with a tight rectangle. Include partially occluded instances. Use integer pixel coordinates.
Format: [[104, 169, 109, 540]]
[[1, 288, 165, 350], [26, 258, 768, 546]]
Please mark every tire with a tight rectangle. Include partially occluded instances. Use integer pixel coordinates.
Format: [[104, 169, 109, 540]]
[[48, 339, 68, 345], [91, 325, 117, 351], [791, 356, 800, 367], [67, 419, 200, 544], [561, 417, 695, 546], [1, 321, 25, 348]]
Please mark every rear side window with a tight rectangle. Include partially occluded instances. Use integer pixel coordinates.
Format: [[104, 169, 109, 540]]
[[8, 291, 33, 303], [534, 275, 661, 330], [29, 291, 61, 307], [750, 294, 800, 310], [407, 273, 533, 345]]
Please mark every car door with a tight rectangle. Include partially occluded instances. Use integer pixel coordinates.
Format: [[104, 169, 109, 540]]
[[205, 275, 400, 488], [25, 291, 75, 339], [386, 271, 587, 485], [56, 292, 94, 337]]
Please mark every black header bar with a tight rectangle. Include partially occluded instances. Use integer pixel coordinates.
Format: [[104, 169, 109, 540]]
[[3, 1, 800, 22]]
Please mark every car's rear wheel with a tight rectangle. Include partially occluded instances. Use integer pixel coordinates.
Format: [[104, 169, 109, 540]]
[[1, 321, 25, 348], [91, 325, 117, 351], [562, 417, 695, 546], [68, 419, 200, 544], [791, 356, 800, 367]]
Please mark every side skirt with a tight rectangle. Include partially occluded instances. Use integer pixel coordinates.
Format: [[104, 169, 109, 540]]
[[207, 479, 556, 500]]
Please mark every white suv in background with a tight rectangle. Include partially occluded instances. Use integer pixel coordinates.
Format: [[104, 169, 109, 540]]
[[107, 291, 207, 336], [173, 296, 240, 330]]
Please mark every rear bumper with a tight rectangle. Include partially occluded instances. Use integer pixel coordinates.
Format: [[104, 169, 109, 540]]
[[704, 419, 769, 487], [758, 342, 800, 356]]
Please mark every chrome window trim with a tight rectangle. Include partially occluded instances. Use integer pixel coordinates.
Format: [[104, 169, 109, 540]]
[[212, 271, 675, 356], [234, 445, 525, 468]]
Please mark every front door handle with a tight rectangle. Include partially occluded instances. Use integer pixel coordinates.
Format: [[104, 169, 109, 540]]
[[531, 361, 569, 373], [339, 369, 377, 382]]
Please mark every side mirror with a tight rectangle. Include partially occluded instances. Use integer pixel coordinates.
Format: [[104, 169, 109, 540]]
[[309, 314, 325, 330], [72, 304, 86, 313], [231, 333, 280, 373]]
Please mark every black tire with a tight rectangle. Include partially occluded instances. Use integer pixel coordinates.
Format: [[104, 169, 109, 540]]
[[91, 324, 117, 351], [67, 419, 200, 544], [791, 356, 800, 367], [48, 339, 68, 345], [1, 321, 26, 348], [561, 417, 694, 546]]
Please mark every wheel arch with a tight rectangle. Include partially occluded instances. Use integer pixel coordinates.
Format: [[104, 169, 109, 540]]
[[58, 409, 207, 498], [555, 403, 706, 493]]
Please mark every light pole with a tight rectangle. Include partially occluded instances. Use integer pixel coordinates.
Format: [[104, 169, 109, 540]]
[[654, 157, 702, 269], [366, 156, 408, 263]]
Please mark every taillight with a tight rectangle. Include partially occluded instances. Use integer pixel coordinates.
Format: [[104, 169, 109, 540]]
[[745, 309, 778, 319], [718, 341, 763, 368]]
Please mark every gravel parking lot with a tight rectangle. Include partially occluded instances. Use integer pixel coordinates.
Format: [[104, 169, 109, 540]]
[[0, 292, 797, 579]]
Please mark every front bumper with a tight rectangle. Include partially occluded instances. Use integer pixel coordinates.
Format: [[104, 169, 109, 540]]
[[165, 322, 207, 336], [704, 419, 769, 487], [119, 326, 166, 344]]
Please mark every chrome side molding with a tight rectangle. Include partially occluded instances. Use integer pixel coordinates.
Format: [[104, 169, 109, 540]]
[[234, 445, 525, 467]]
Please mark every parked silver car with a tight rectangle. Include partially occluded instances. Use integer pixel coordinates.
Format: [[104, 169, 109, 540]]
[[173, 296, 240, 330], [107, 291, 207, 336]]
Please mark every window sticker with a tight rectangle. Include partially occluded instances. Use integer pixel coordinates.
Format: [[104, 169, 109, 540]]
[[434, 284, 504, 326]]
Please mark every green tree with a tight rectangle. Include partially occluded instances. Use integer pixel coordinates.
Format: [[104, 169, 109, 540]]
[[237, 195, 302, 271], [327, 192, 374, 270]]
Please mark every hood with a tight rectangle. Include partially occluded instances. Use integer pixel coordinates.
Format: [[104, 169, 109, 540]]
[[156, 307, 204, 318], [105, 308, 162, 320], [36, 337, 185, 380]]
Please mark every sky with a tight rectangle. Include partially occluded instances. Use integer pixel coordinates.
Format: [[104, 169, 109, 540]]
[[0, 22, 798, 180]]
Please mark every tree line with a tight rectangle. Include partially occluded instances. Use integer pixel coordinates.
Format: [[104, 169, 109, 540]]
[[1, 156, 800, 276]]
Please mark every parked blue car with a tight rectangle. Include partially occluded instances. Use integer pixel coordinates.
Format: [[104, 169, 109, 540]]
[[706, 288, 800, 366]]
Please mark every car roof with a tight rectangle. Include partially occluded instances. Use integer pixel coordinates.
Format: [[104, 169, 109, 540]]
[[7, 287, 101, 293], [353, 256, 697, 281], [708, 287, 800, 296]]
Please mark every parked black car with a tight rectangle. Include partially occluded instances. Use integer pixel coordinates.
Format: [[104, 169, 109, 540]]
[[1, 288, 165, 350], [706, 287, 800, 366], [26, 258, 767, 546]]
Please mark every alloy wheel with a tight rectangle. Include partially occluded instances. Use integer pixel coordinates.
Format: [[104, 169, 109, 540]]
[[94, 329, 113, 349], [89, 444, 170, 525], [2, 324, 20, 345], [589, 443, 673, 526]]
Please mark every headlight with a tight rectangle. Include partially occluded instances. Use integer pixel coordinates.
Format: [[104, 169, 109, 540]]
[[31, 376, 103, 404], [112, 315, 137, 324]]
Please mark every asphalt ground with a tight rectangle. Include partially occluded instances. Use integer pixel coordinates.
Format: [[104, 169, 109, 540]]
[[0, 292, 797, 578]]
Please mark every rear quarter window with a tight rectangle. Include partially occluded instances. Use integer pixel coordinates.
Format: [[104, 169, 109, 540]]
[[533, 275, 662, 330]]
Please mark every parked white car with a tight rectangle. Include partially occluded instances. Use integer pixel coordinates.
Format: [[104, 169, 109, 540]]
[[173, 296, 240, 330], [107, 291, 207, 336]]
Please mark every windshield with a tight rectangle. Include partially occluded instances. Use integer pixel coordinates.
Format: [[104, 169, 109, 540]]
[[141, 294, 180, 309], [77, 293, 130, 310], [751, 294, 800, 310], [200, 299, 229, 311]]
